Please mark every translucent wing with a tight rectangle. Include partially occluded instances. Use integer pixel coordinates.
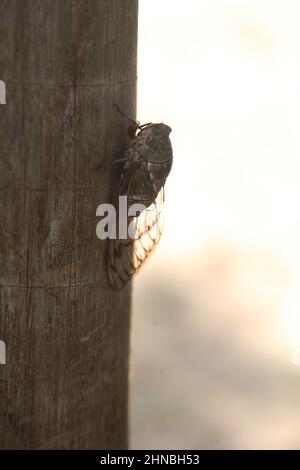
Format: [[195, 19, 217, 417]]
[[106, 161, 165, 290]]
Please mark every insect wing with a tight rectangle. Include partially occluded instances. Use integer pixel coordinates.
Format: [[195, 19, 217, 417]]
[[131, 187, 164, 266], [106, 162, 165, 290]]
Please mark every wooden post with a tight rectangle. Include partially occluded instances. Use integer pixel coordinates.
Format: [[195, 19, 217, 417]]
[[0, 0, 138, 449]]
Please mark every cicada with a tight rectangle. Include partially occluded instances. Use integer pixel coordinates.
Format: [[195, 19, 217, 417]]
[[106, 104, 173, 290]]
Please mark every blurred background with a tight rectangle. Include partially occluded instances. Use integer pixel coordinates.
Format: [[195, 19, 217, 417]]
[[131, 0, 300, 449]]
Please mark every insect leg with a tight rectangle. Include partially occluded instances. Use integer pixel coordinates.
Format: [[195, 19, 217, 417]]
[[93, 157, 128, 170], [112, 102, 139, 127], [138, 122, 152, 129], [112, 102, 147, 138]]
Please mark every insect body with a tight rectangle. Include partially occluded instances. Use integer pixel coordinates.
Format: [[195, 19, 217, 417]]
[[107, 107, 173, 290]]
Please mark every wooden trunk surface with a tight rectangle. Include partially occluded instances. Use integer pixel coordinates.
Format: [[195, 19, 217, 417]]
[[0, 0, 138, 449]]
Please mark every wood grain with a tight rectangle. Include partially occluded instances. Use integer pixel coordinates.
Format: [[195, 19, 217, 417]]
[[0, 0, 138, 449]]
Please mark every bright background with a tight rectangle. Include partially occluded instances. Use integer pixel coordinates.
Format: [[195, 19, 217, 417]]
[[131, 0, 300, 449]]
